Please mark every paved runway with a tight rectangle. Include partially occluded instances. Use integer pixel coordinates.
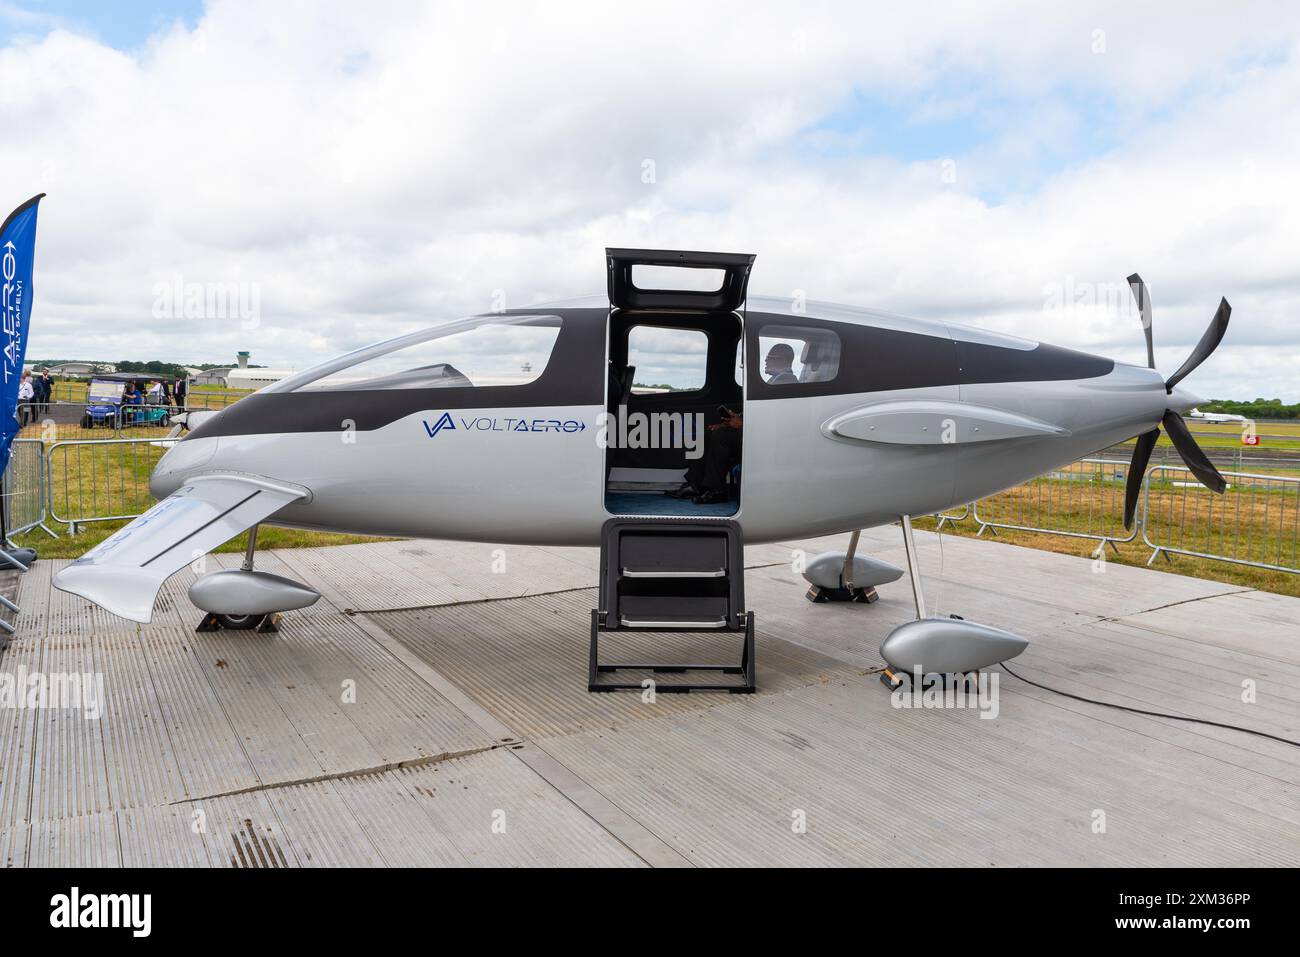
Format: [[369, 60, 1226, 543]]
[[1, 528, 1297, 866]]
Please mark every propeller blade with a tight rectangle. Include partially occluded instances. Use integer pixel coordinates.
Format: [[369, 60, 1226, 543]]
[[1162, 410, 1227, 493], [1165, 297, 1231, 393], [1126, 273, 1155, 369], [1124, 428, 1160, 529]]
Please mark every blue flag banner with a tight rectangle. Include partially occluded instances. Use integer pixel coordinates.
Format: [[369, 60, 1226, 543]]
[[0, 193, 44, 478]]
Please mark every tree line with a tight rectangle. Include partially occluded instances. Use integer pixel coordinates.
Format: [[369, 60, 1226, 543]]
[[1202, 398, 1300, 420]]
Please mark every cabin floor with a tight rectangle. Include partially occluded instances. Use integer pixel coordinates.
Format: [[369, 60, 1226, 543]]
[[604, 490, 737, 517], [1, 528, 1297, 867]]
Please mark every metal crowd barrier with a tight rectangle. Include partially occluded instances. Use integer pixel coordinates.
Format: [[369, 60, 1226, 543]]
[[47, 378, 244, 411], [45, 437, 175, 535], [973, 457, 1137, 552], [933, 504, 969, 529], [1141, 465, 1300, 574], [2, 438, 56, 539]]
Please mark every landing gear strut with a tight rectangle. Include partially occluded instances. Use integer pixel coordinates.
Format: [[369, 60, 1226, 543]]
[[877, 514, 1028, 687], [190, 525, 309, 634], [805, 530, 881, 603]]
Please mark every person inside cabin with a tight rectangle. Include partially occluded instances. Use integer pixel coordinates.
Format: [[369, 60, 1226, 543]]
[[668, 407, 742, 506], [763, 343, 798, 385]]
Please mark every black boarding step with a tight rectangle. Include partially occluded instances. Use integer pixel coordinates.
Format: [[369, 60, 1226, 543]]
[[588, 609, 755, 694], [589, 518, 755, 694]]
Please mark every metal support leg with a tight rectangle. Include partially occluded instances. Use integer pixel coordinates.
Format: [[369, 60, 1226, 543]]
[[840, 529, 861, 590], [242, 525, 259, 572], [0, 548, 28, 572], [900, 514, 926, 620]]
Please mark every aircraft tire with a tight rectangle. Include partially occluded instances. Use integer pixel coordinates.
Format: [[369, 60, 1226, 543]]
[[216, 613, 266, 631]]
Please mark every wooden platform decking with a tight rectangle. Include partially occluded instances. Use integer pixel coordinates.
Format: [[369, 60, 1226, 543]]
[[1, 529, 1297, 867]]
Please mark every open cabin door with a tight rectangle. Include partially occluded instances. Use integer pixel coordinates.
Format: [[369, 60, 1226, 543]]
[[602, 248, 754, 518]]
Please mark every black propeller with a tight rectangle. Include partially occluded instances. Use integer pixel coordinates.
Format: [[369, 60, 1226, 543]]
[[1126, 273, 1155, 369], [1121, 278, 1232, 529], [1165, 297, 1231, 394], [1122, 429, 1159, 529]]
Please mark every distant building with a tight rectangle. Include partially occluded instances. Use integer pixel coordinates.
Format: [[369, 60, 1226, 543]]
[[225, 367, 295, 390], [47, 361, 114, 376], [191, 367, 233, 386]]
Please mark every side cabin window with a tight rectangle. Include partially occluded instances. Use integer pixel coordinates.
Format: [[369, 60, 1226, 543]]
[[754, 325, 842, 387], [290, 316, 562, 392], [626, 325, 709, 395]]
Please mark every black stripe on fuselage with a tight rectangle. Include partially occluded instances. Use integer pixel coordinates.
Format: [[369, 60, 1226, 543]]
[[189, 306, 1114, 438], [744, 312, 1113, 400], [188, 308, 609, 440]]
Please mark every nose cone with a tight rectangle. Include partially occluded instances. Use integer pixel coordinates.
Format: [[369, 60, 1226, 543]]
[[149, 436, 220, 499], [1167, 386, 1205, 415]]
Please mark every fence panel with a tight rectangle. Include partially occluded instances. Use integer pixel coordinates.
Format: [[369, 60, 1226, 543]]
[[1141, 465, 1300, 574], [2, 438, 53, 538], [46, 438, 175, 534], [973, 457, 1136, 548]]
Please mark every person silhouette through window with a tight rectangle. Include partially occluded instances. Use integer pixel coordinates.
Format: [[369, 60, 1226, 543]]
[[764, 343, 797, 385]]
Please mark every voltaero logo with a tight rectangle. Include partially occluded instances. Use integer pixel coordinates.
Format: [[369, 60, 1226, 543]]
[[421, 412, 588, 437]]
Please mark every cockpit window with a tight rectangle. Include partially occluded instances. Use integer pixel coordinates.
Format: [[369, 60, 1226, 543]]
[[757, 325, 841, 385], [282, 315, 562, 392]]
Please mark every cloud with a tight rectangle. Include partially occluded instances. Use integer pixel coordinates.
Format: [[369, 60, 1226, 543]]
[[1, 0, 1298, 399]]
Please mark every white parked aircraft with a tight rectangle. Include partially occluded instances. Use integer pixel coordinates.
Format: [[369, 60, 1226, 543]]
[[1188, 407, 1247, 424]]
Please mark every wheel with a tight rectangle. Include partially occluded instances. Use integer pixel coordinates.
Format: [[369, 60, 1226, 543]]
[[159, 414, 170, 428], [216, 613, 267, 630], [80, 414, 91, 429]]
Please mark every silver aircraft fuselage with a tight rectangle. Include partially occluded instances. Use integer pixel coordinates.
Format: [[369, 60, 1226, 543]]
[[149, 296, 1192, 546]]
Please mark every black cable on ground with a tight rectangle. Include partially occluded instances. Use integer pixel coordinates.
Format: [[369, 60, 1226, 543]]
[[999, 660, 1300, 750]]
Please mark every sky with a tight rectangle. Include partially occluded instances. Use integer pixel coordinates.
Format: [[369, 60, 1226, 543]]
[[1, 1, 1298, 400]]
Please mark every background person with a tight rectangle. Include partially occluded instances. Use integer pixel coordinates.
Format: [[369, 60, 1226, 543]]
[[17, 371, 35, 426], [37, 368, 52, 413]]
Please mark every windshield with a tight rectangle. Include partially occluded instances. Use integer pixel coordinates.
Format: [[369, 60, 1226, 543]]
[[88, 380, 125, 403], [266, 314, 564, 393]]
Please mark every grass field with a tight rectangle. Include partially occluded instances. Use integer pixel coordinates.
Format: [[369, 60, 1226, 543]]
[[917, 468, 1300, 598], [18, 520, 386, 561]]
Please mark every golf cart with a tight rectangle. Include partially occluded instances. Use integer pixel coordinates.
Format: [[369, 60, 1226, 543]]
[[80, 372, 180, 429]]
